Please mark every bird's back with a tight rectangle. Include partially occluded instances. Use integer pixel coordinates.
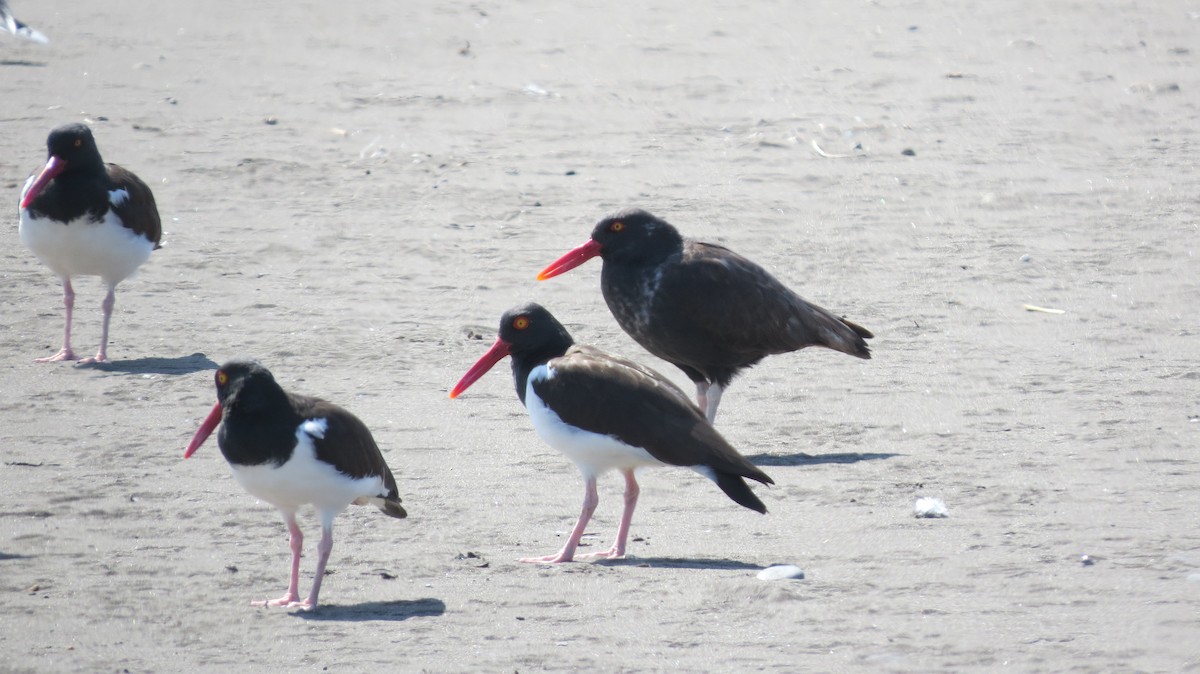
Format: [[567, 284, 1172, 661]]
[[604, 239, 871, 385]]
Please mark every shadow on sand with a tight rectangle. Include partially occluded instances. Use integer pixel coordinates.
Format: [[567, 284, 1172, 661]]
[[84, 352, 219, 375], [595, 556, 764, 571], [745, 452, 899, 467], [295, 597, 446, 622]]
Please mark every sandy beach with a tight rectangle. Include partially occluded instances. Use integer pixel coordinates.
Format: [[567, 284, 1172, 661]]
[[2, 1, 1198, 671]]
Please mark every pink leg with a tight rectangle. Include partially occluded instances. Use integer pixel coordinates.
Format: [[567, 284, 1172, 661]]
[[578, 469, 639, 560], [35, 278, 77, 362], [78, 285, 116, 364], [255, 510, 303, 608], [298, 519, 335, 610], [704, 384, 723, 423], [520, 476, 599, 564], [694, 381, 708, 416]]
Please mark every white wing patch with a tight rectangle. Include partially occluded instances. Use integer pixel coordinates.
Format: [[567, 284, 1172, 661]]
[[108, 189, 130, 207], [301, 418, 328, 439]]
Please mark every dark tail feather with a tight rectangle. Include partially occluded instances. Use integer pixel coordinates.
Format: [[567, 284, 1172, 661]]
[[842, 317, 874, 341], [826, 315, 873, 359], [715, 471, 768, 514], [842, 317, 873, 359], [376, 496, 408, 519]]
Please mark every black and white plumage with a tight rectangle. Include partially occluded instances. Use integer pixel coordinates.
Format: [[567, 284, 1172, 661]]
[[185, 360, 406, 611], [538, 208, 873, 421], [451, 303, 772, 564], [19, 123, 162, 363], [1, 0, 48, 43]]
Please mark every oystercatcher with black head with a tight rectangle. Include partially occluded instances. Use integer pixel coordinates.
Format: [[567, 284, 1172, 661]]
[[538, 208, 873, 422], [185, 360, 407, 611], [19, 123, 162, 363], [450, 303, 772, 564]]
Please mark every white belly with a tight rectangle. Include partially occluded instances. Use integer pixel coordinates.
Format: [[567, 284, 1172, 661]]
[[525, 364, 667, 479], [19, 205, 154, 285], [229, 422, 386, 513]]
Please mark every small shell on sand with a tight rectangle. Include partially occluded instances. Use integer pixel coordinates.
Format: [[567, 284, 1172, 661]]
[[914, 497, 949, 518], [757, 565, 805, 581]]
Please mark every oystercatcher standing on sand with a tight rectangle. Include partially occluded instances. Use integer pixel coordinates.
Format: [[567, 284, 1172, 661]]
[[451, 303, 772, 564], [19, 123, 162, 363], [538, 208, 873, 421], [185, 360, 407, 610]]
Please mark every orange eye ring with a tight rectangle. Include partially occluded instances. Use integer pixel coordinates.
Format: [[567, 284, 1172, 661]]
[[217, 371, 228, 385], [610, 221, 624, 232], [512, 316, 530, 330]]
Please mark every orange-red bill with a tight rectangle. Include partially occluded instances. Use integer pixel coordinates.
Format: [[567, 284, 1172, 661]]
[[20, 156, 67, 209], [536, 239, 603, 280], [184, 402, 224, 458], [449, 337, 512, 398]]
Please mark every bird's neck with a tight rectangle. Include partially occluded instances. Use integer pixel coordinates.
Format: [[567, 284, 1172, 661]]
[[510, 341, 573, 406]]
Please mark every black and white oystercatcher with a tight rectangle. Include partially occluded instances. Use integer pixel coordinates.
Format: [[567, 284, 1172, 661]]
[[450, 303, 772, 564], [185, 360, 407, 610], [19, 123, 162, 363], [538, 208, 873, 421]]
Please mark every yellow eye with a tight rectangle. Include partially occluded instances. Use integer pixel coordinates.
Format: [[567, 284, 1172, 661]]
[[611, 221, 624, 232], [217, 371, 228, 386], [513, 316, 530, 330], [74, 139, 82, 147]]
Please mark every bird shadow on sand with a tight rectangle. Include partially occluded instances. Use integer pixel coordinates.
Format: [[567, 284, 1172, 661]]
[[745, 451, 899, 467], [82, 353, 219, 375], [595, 556, 764, 571], [295, 597, 446, 622]]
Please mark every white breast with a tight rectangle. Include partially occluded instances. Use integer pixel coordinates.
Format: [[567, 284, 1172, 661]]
[[229, 419, 387, 513], [19, 203, 154, 284], [525, 364, 666, 479]]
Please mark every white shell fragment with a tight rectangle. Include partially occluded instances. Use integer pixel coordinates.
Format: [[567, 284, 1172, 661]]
[[757, 564, 805, 581], [914, 497, 949, 518]]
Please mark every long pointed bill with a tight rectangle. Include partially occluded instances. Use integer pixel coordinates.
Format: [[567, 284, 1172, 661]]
[[536, 239, 603, 280], [20, 156, 67, 209], [449, 337, 512, 398], [184, 402, 224, 458]]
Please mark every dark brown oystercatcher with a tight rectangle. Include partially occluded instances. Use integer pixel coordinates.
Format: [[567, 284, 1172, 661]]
[[450, 303, 772, 564], [19, 123, 162, 363], [538, 208, 873, 421], [185, 360, 407, 610]]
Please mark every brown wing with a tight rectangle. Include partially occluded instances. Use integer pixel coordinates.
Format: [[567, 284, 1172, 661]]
[[292, 394, 401, 499], [659, 241, 871, 360], [531, 345, 772, 486], [107, 163, 162, 248]]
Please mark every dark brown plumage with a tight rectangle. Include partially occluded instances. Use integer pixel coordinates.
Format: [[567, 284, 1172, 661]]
[[539, 208, 873, 421]]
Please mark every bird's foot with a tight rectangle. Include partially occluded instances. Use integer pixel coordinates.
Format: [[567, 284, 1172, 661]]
[[518, 551, 575, 564], [34, 348, 77, 363], [252, 593, 304, 608], [76, 353, 109, 365], [575, 546, 626, 561]]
